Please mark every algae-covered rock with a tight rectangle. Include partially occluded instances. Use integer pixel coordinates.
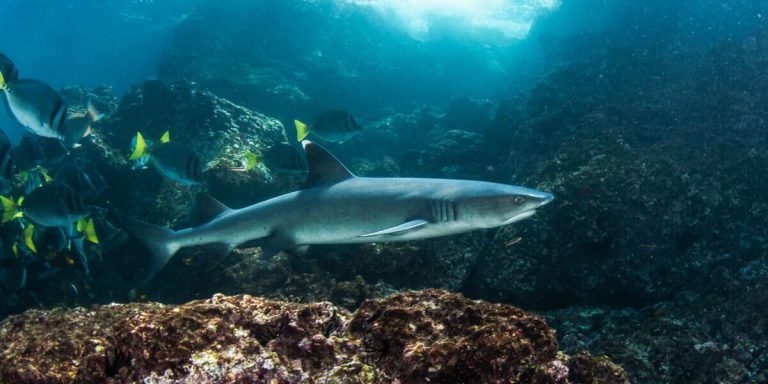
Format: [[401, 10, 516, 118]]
[[0, 289, 627, 383], [84, 79, 288, 225]]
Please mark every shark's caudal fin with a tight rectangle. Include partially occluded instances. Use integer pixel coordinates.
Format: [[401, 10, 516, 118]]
[[300, 140, 355, 188], [109, 205, 181, 284]]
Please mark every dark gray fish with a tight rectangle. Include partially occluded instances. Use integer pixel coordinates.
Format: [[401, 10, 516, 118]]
[[0, 53, 19, 83], [32, 225, 89, 276], [12, 135, 45, 171], [0, 220, 23, 252], [92, 216, 127, 255], [69, 235, 89, 276], [13, 135, 67, 170], [1, 79, 67, 139], [23, 183, 87, 227], [55, 164, 107, 201], [296, 110, 363, 143], [0, 129, 13, 194], [264, 143, 307, 176], [150, 141, 203, 185], [61, 99, 104, 148], [34, 226, 68, 255], [22, 168, 49, 195], [0, 258, 26, 297]]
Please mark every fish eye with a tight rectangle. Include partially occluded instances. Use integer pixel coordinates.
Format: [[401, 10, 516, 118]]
[[514, 196, 526, 204]]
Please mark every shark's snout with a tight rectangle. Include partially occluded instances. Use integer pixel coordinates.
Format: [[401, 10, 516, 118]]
[[499, 190, 554, 225], [538, 192, 555, 207]]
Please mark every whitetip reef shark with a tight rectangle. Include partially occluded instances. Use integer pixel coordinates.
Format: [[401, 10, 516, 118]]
[[112, 141, 554, 283]]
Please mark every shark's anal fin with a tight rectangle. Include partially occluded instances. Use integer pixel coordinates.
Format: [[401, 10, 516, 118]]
[[257, 232, 296, 259], [358, 219, 429, 238], [300, 141, 355, 189], [191, 193, 232, 226]]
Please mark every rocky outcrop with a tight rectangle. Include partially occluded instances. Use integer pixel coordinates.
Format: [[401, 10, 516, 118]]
[[83, 79, 288, 225], [0, 289, 627, 383]]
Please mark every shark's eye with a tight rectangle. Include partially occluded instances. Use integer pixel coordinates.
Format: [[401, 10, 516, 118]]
[[514, 196, 525, 204]]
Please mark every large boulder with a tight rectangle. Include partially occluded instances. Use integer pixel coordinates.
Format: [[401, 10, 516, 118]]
[[0, 289, 627, 383]]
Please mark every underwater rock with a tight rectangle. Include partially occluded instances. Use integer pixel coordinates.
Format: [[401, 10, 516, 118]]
[[546, 275, 768, 383], [83, 79, 287, 225], [463, 30, 768, 310], [442, 96, 494, 134], [0, 289, 627, 383], [59, 85, 119, 119]]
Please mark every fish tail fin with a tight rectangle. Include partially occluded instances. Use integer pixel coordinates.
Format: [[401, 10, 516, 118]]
[[77, 217, 100, 244], [129, 132, 148, 160], [86, 98, 105, 122], [109, 205, 181, 284], [245, 151, 260, 171], [160, 131, 170, 143], [295, 120, 310, 141], [0, 71, 5, 90], [23, 224, 37, 253], [1, 195, 19, 223]]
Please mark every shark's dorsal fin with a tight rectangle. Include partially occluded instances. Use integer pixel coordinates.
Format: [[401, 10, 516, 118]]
[[300, 140, 355, 189], [191, 193, 232, 226]]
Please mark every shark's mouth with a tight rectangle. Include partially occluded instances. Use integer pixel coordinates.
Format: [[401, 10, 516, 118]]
[[502, 209, 536, 225]]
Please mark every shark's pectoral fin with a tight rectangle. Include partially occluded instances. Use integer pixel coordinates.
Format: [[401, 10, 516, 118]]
[[358, 219, 429, 238], [257, 232, 296, 259]]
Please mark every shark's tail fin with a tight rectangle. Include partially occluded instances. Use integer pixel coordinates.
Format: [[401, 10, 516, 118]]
[[109, 205, 181, 284]]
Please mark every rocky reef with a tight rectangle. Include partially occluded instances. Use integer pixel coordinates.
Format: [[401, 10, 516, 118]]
[[0, 289, 626, 383], [85, 79, 288, 221]]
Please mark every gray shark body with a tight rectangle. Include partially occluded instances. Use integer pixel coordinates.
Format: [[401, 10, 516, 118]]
[[113, 141, 554, 282]]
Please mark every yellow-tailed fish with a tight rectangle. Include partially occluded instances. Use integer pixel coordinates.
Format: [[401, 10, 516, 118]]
[[23, 183, 87, 227], [1, 195, 23, 223], [41, 169, 53, 183], [245, 151, 260, 170], [23, 224, 37, 253], [129, 132, 148, 160], [262, 143, 307, 176], [129, 130, 203, 185], [295, 120, 309, 141], [296, 110, 363, 143], [0, 52, 19, 85], [82, 218, 99, 244]]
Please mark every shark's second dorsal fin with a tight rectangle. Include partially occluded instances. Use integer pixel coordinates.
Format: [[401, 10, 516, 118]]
[[300, 140, 355, 189], [191, 193, 232, 226]]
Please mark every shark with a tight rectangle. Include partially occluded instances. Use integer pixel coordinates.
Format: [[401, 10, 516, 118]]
[[112, 141, 554, 283]]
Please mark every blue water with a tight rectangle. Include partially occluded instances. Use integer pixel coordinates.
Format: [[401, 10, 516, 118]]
[[0, 0, 192, 142]]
